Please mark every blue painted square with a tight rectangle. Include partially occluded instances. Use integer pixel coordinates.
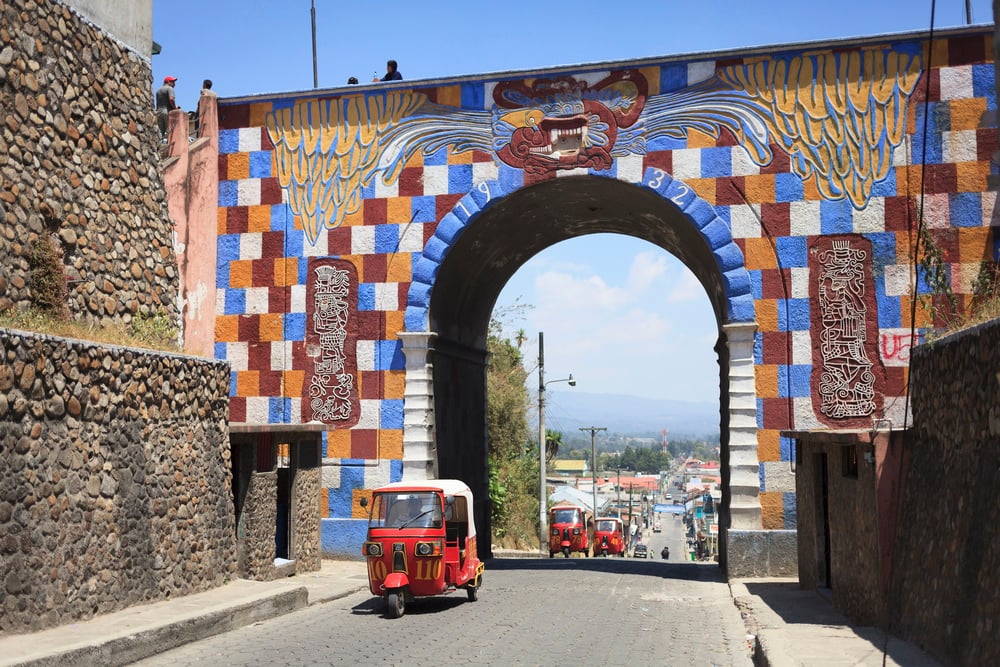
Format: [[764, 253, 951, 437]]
[[786, 364, 811, 397], [329, 465, 365, 517], [375, 224, 399, 253], [361, 180, 376, 199], [758, 462, 766, 492], [424, 146, 448, 167], [390, 459, 403, 482], [215, 261, 230, 289], [714, 206, 730, 225], [249, 151, 271, 178], [321, 430, 328, 458], [298, 257, 309, 284], [779, 436, 794, 462], [700, 147, 732, 178], [218, 234, 241, 263], [911, 107, 944, 164], [875, 273, 902, 328], [993, 233, 1000, 262], [778, 298, 810, 331], [284, 312, 306, 341], [820, 199, 853, 234], [448, 164, 473, 194], [972, 63, 997, 109], [659, 63, 688, 92], [219, 129, 240, 154], [915, 265, 932, 294], [646, 136, 687, 151], [775, 172, 804, 202], [284, 228, 303, 258], [214, 342, 227, 361], [377, 340, 405, 370], [269, 397, 289, 423], [270, 204, 291, 231], [754, 331, 763, 364], [949, 192, 982, 227], [411, 196, 437, 223], [357, 283, 375, 311], [775, 236, 807, 267], [219, 180, 238, 207], [749, 269, 763, 299], [461, 82, 485, 109], [866, 232, 897, 267], [229, 370, 238, 396], [497, 164, 524, 192], [380, 399, 404, 429], [321, 519, 368, 559], [589, 163, 616, 178], [870, 168, 897, 198], [224, 288, 245, 315], [782, 492, 797, 529], [756, 397, 764, 429]]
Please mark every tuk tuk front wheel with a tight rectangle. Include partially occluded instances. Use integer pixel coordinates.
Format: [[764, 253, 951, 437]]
[[562, 547, 570, 558], [386, 589, 405, 618], [466, 575, 481, 602]]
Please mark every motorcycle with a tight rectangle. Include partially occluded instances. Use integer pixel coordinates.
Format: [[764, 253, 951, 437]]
[[661, 546, 670, 560]]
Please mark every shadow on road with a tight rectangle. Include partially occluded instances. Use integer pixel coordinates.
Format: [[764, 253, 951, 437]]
[[485, 556, 726, 582]]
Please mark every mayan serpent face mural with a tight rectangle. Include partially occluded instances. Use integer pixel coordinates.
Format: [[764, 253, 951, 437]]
[[264, 46, 921, 246]]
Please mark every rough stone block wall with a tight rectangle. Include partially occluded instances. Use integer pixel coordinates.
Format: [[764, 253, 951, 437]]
[[238, 471, 277, 580], [0, 328, 236, 634], [292, 467, 320, 571], [0, 0, 178, 323], [890, 321, 1000, 665]]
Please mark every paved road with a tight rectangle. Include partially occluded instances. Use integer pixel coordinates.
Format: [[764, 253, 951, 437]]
[[132, 554, 751, 666]]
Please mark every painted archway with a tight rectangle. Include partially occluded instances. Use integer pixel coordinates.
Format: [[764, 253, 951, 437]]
[[400, 169, 760, 563]]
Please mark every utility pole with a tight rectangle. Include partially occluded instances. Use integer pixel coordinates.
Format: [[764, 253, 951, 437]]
[[616, 466, 621, 519], [310, 0, 318, 88], [580, 426, 606, 522], [536, 332, 575, 554]]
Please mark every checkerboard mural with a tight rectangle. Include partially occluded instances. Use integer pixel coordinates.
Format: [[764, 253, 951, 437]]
[[215, 27, 997, 552]]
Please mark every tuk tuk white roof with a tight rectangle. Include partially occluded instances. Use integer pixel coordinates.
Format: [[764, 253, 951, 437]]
[[373, 479, 476, 537]]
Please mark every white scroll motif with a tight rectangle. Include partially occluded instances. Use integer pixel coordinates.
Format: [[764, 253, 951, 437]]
[[309, 265, 355, 422], [817, 240, 875, 418]]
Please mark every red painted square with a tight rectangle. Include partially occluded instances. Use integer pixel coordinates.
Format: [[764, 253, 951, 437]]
[[229, 397, 246, 422], [884, 367, 907, 397], [761, 330, 792, 364], [715, 177, 746, 206], [328, 227, 352, 255], [643, 150, 672, 175], [251, 258, 273, 287], [363, 253, 388, 282], [472, 150, 493, 163], [259, 127, 274, 151], [260, 178, 283, 205], [976, 128, 998, 161], [364, 198, 387, 226], [760, 268, 792, 299], [883, 196, 912, 232], [261, 231, 285, 259], [761, 397, 792, 430], [762, 202, 791, 237], [247, 341, 271, 371], [759, 146, 790, 174], [259, 370, 282, 395], [948, 35, 988, 66], [397, 283, 410, 306], [350, 429, 379, 460], [423, 222, 437, 247], [238, 315, 260, 342], [360, 370, 382, 399], [218, 154, 229, 180], [399, 167, 424, 197], [269, 286, 292, 313], [435, 194, 464, 221], [924, 164, 957, 194], [219, 103, 249, 130], [227, 206, 248, 234], [933, 228, 959, 262], [716, 128, 739, 147], [356, 311, 383, 340], [291, 341, 308, 370]]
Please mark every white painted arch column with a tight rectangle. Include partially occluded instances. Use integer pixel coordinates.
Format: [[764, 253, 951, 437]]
[[723, 321, 762, 530], [398, 331, 437, 480]]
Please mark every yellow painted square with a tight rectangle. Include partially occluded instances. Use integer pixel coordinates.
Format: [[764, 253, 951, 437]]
[[757, 428, 780, 462], [384, 369, 405, 399], [958, 227, 990, 263], [686, 128, 717, 149], [383, 311, 406, 340], [743, 174, 776, 204], [229, 260, 254, 288], [387, 196, 411, 223], [249, 103, 271, 128], [379, 429, 404, 460], [215, 315, 239, 342], [756, 298, 779, 331], [352, 488, 374, 519], [227, 153, 249, 180], [327, 429, 352, 459], [258, 313, 283, 341], [956, 161, 988, 193], [760, 491, 784, 529], [448, 149, 473, 164], [755, 365, 779, 399], [743, 238, 777, 270], [342, 207, 364, 227], [686, 177, 716, 205], [236, 370, 259, 396], [274, 257, 298, 286], [283, 370, 304, 398], [248, 205, 271, 232], [436, 85, 462, 108], [217, 207, 228, 235], [949, 98, 987, 131], [386, 255, 412, 282]]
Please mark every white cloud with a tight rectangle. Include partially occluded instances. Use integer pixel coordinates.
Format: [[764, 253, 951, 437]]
[[667, 267, 703, 303], [596, 308, 670, 342], [627, 252, 668, 293], [534, 270, 630, 311]]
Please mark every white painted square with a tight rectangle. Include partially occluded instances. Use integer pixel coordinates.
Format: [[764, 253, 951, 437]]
[[240, 233, 262, 260], [482, 82, 498, 110], [355, 339, 376, 372], [615, 154, 644, 183], [883, 264, 911, 297], [226, 341, 248, 370], [790, 267, 810, 299], [237, 179, 261, 206], [730, 203, 761, 238], [731, 146, 761, 177], [356, 399, 381, 429], [955, 261, 983, 293], [878, 328, 917, 367], [288, 398, 301, 423], [290, 284, 306, 312], [238, 127, 262, 153], [271, 341, 294, 371], [398, 221, 425, 253], [556, 167, 589, 178], [882, 395, 911, 429], [922, 193, 950, 229], [374, 175, 399, 199], [938, 65, 974, 100], [244, 286, 270, 314], [365, 459, 395, 489], [791, 330, 812, 366], [687, 61, 716, 85], [789, 200, 821, 236], [302, 229, 328, 257], [472, 161, 499, 185], [422, 165, 450, 195], [942, 130, 979, 163], [671, 148, 701, 180], [245, 396, 270, 424], [893, 136, 912, 166], [762, 461, 795, 493], [321, 465, 341, 487], [852, 197, 885, 233], [793, 396, 822, 430], [984, 190, 998, 225], [215, 286, 227, 315], [375, 283, 398, 311], [351, 225, 376, 254]]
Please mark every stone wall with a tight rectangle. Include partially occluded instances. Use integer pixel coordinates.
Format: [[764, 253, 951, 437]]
[[0, 328, 236, 634], [292, 467, 320, 571], [889, 320, 1000, 665], [238, 471, 277, 581], [0, 0, 177, 324]]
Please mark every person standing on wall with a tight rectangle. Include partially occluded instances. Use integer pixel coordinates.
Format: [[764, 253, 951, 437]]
[[196, 79, 217, 134], [373, 59, 402, 82], [156, 76, 178, 142]]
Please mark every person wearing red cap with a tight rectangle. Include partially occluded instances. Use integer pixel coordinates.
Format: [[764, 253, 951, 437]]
[[155, 76, 178, 142]]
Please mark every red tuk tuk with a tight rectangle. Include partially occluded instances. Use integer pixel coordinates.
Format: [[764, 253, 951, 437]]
[[548, 504, 593, 558], [361, 479, 484, 618], [593, 516, 626, 557]]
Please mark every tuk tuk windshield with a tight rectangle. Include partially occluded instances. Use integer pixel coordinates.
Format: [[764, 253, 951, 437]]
[[369, 491, 443, 529], [596, 519, 619, 533], [550, 508, 583, 525]]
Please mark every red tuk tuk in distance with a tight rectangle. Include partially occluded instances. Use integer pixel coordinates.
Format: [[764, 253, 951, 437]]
[[361, 479, 484, 618], [548, 504, 593, 557], [593, 516, 626, 557]]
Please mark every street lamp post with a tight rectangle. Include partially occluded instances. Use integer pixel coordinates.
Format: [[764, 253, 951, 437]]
[[579, 426, 606, 522], [537, 331, 575, 553]]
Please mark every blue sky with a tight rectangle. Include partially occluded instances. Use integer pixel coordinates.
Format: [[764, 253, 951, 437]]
[[153, 0, 992, 404]]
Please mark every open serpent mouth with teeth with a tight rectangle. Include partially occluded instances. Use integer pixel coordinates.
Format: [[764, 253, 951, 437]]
[[530, 114, 589, 157]]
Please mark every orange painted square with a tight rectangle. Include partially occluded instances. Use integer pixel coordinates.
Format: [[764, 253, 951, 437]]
[[227, 153, 250, 180], [248, 205, 271, 232], [341, 254, 361, 281], [327, 428, 352, 459], [283, 370, 304, 398], [384, 369, 405, 399], [756, 298, 779, 331], [924, 40, 949, 68], [379, 429, 404, 460], [342, 208, 364, 227], [274, 257, 299, 286], [249, 103, 271, 128], [686, 128, 717, 149], [743, 174, 775, 204], [403, 151, 424, 168], [217, 207, 228, 235], [449, 149, 473, 165], [894, 232, 915, 264], [897, 165, 923, 195], [352, 488, 374, 519], [760, 491, 784, 529], [321, 487, 329, 518], [383, 311, 406, 339], [641, 66, 662, 96], [802, 176, 822, 200], [258, 313, 283, 341], [686, 177, 716, 205], [955, 161, 988, 193], [958, 227, 990, 263], [386, 255, 412, 283], [229, 260, 254, 288], [387, 196, 411, 223], [743, 237, 777, 270], [757, 428, 780, 462], [436, 85, 462, 108], [755, 365, 779, 399], [949, 98, 987, 131], [216, 315, 239, 342], [236, 370, 259, 396]]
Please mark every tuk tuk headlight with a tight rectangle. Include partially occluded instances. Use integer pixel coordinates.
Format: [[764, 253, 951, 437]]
[[551, 528, 559, 536], [572, 527, 581, 535], [362, 541, 383, 558], [415, 540, 443, 557]]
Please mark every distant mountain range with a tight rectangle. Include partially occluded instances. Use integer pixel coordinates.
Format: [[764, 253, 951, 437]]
[[543, 390, 720, 439]]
